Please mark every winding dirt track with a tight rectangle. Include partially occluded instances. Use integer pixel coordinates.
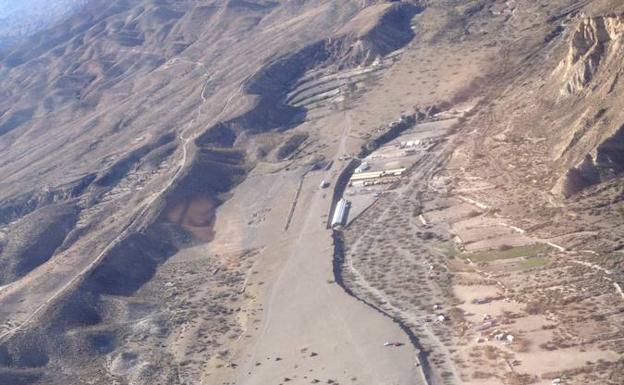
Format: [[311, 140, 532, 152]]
[[0, 64, 255, 344]]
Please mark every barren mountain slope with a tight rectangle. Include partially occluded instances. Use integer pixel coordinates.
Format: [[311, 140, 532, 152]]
[[0, 1, 425, 384], [0, 0, 623, 385], [452, 0, 624, 262]]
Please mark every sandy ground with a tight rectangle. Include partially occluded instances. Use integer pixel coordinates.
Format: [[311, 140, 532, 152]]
[[202, 122, 425, 384]]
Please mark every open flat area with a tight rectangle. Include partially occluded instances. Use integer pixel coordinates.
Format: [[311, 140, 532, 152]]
[[204, 158, 424, 385]]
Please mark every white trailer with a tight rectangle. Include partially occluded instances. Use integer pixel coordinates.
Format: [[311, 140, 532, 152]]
[[354, 162, 370, 173], [331, 199, 349, 229]]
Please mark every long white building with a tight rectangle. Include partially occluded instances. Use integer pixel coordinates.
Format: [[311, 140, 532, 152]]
[[331, 198, 349, 229], [349, 167, 406, 187]]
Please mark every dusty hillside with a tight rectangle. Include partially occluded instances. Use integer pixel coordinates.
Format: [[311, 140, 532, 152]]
[[337, 0, 624, 383], [0, 1, 424, 384], [451, 0, 624, 260], [0, 0, 622, 384]]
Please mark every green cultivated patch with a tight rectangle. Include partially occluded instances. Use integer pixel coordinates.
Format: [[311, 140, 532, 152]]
[[520, 256, 550, 270], [467, 243, 552, 263], [442, 243, 460, 259]]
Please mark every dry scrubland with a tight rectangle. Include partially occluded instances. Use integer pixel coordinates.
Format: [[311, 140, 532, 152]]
[[339, 1, 624, 384], [0, 0, 623, 385]]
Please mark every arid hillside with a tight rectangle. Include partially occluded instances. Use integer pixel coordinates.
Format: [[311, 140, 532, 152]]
[[0, 0, 622, 385], [452, 0, 624, 259], [0, 1, 425, 384]]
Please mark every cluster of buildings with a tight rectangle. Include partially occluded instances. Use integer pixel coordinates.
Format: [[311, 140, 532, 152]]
[[399, 137, 439, 155], [328, 155, 410, 229], [328, 161, 408, 229]]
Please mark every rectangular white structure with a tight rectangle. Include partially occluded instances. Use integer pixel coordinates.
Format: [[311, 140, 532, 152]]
[[349, 167, 406, 186], [331, 199, 349, 229]]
